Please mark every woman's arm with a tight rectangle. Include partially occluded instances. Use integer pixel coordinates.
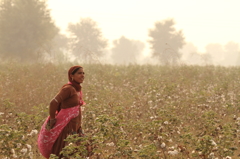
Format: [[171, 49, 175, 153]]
[[49, 86, 71, 117], [49, 99, 59, 119], [47, 86, 71, 129]]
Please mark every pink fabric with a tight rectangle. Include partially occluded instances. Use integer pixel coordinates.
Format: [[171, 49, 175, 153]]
[[38, 105, 80, 158]]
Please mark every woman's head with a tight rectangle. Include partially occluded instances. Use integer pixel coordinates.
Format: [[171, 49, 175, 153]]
[[68, 66, 84, 84]]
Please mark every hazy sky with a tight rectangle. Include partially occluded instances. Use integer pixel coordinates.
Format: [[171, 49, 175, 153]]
[[47, 0, 240, 54]]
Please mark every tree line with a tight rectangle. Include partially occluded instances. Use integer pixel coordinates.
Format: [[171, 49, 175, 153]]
[[0, 0, 239, 65]]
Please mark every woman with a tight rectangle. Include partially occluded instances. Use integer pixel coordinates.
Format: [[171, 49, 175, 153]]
[[38, 65, 85, 158]]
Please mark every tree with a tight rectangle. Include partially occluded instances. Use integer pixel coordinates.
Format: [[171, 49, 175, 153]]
[[205, 43, 224, 65], [68, 18, 108, 63], [180, 42, 212, 65], [48, 33, 70, 63], [205, 42, 240, 66], [0, 0, 58, 62], [180, 42, 198, 64], [223, 41, 239, 66], [148, 19, 185, 65], [111, 36, 145, 65]]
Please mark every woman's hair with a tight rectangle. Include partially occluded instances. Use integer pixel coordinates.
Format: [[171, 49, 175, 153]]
[[71, 67, 82, 75]]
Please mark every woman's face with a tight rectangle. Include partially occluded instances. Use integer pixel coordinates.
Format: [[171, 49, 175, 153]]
[[71, 68, 84, 83]]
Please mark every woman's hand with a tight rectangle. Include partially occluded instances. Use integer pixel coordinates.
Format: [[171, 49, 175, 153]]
[[77, 127, 85, 137], [46, 118, 56, 130]]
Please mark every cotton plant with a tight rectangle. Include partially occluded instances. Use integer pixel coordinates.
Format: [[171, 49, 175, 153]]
[[0, 63, 240, 158]]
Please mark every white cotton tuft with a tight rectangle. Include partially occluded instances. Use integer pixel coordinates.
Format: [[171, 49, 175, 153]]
[[161, 142, 166, 148], [168, 150, 178, 155]]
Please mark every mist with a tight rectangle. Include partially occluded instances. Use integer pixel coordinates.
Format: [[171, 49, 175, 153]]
[[0, 0, 239, 67]]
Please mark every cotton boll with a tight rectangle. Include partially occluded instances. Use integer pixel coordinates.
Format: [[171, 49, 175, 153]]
[[29, 152, 33, 159], [163, 121, 169, 125], [106, 142, 114, 146], [26, 144, 32, 151], [168, 150, 178, 155], [17, 143, 22, 148], [210, 140, 217, 146], [161, 142, 166, 148], [20, 148, 27, 155]]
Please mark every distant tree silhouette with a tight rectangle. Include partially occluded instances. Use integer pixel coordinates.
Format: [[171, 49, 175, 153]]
[[205, 43, 224, 65], [223, 41, 239, 66], [200, 53, 212, 65], [148, 19, 185, 65], [180, 43, 212, 65], [68, 18, 108, 63], [111, 36, 145, 65], [180, 42, 198, 64], [49, 34, 70, 63], [236, 53, 240, 66], [204, 42, 240, 66], [0, 0, 58, 62]]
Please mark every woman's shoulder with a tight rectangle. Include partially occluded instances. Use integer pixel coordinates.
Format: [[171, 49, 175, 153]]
[[62, 84, 75, 91], [61, 84, 77, 95], [55, 84, 76, 101]]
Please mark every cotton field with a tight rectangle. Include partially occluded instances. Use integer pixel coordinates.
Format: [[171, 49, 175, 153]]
[[0, 63, 239, 158]]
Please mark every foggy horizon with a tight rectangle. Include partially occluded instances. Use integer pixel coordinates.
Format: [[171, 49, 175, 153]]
[[47, 0, 240, 66], [0, 0, 239, 66]]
